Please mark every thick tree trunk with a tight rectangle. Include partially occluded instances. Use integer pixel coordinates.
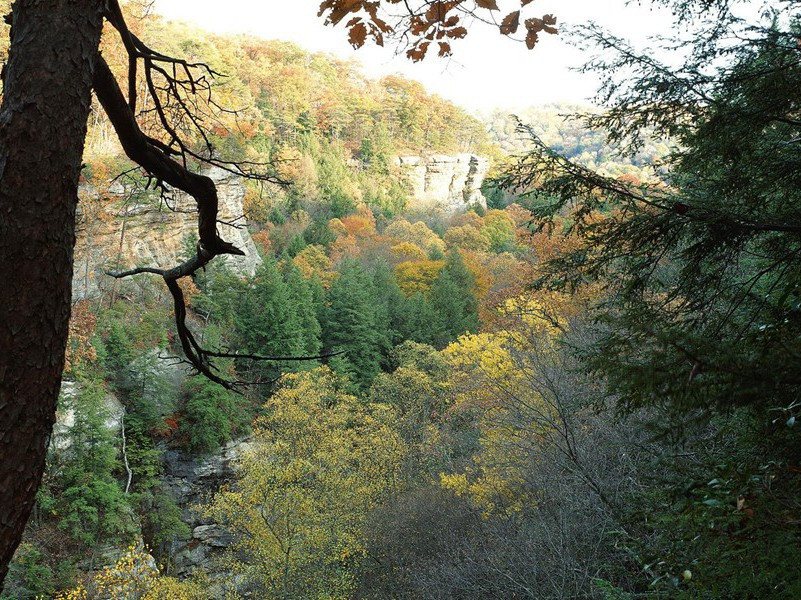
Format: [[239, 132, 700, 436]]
[[0, 0, 103, 587]]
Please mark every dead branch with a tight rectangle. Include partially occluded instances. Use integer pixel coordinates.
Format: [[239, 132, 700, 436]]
[[94, 4, 314, 388]]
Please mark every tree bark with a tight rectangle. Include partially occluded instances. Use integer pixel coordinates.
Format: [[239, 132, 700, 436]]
[[0, 0, 104, 587]]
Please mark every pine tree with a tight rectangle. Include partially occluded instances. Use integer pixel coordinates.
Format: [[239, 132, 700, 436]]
[[429, 250, 480, 347], [322, 261, 386, 389], [491, 4, 801, 425], [283, 261, 323, 359], [396, 292, 440, 347], [50, 380, 133, 548], [236, 257, 308, 380]]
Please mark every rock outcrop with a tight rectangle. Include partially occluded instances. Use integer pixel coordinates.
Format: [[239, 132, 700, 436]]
[[162, 438, 254, 576], [53, 380, 125, 450], [395, 153, 489, 213], [73, 167, 261, 300]]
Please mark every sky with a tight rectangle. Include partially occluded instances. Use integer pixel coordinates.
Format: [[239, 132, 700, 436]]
[[152, 0, 673, 112]]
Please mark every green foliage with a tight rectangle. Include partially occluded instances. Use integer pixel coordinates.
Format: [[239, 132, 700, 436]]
[[499, 6, 801, 422], [139, 491, 191, 557], [49, 380, 134, 548], [322, 260, 388, 389], [617, 411, 801, 599], [428, 250, 479, 347], [0, 545, 55, 600], [481, 209, 517, 253], [192, 260, 247, 329], [178, 377, 249, 454], [235, 256, 321, 381]]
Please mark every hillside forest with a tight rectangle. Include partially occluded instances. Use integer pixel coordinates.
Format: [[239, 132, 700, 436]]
[[3, 0, 801, 599]]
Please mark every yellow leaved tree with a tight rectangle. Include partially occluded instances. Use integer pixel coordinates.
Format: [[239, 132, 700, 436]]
[[440, 293, 579, 515], [54, 545, 206, 600], [204, 367, 404, 599]]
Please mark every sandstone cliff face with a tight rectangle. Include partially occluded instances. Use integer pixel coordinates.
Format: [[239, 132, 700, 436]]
[[73, 167, 261, 300], [395, 153, 489, 213]]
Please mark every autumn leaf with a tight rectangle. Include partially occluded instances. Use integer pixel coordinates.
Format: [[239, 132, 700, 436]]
[[438, 41, 452, 56], [348, 22, 368, 48], [318, 0, 364, 25], [447, 26, 468, 39], [524, 14, 558, 47], [500, 11, 520, 35], [521, 0, 534, 5], [426, 1, 459, 23], [526, 14, 558, 35], [475, 0, 499, 9], [407, 40, 430, 61], [525, 28, 538, 49]]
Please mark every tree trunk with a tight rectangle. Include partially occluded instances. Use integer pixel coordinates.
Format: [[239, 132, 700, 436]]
[[0, 0, 103, 587]]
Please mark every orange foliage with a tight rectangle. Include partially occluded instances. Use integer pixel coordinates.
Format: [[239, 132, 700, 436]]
[[340, 205, 377, 238], [449, 211, 483, 229], [251, 229, 273, 255], [178, 278, 201, 307], [504, 203, 535, 228], [461, 251, 492, 299]]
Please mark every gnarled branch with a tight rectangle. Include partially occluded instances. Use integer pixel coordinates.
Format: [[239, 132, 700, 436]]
[[94, 7, 316, 388]]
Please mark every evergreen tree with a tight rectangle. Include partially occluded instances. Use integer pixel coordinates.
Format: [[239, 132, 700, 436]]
[[236, 257, 310, 380], [500, 12, 801, 420], [49, 381, 133, 548], [178, 376, 249, 454], [192, 260, 248, 329], [370, 259, 406, 352], [283, 261, 323, 359], [396, 292, 440, 347], [322, 261, 386, 389], [429, 250, 479, 347]]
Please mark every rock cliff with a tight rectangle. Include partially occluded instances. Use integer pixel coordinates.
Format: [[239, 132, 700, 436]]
[[162, 438, 254, 577], [395, 153, 489, 213], [72, 167, 261, 300]]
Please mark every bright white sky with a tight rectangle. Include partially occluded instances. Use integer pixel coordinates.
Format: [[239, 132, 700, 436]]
[[152, 0, 673, 112]]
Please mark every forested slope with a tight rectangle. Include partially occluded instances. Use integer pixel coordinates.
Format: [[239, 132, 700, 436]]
[[7, 0, 798, 598]]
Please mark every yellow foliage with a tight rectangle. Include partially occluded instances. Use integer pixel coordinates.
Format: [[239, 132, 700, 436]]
[[444, 225, 490, 251], [328, 218, 347, 238], [385, 219, 445, 256], [394, 259, 445, 296], [390, 242, 427, 262], [204, 367, 404, 598], [54, 545, 206, 600], [440, 297, 567, 515], [292, 244, 337, 288]]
